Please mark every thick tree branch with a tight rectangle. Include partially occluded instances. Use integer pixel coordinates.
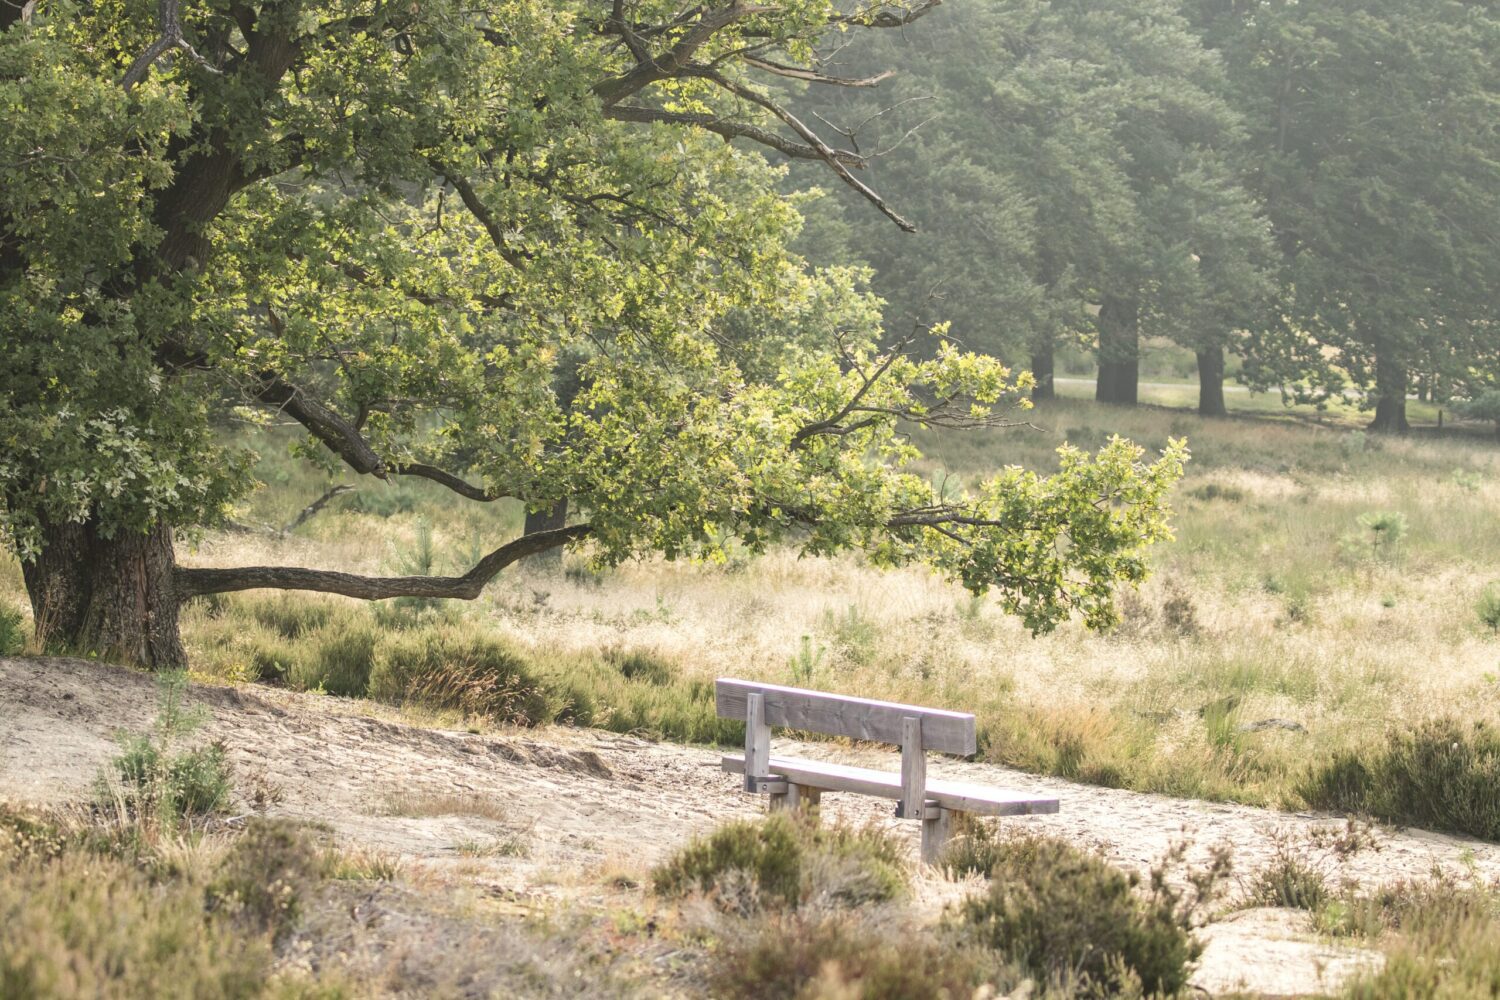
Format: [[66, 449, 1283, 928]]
[[592, 1, 775, 106], [177, 525, 592, 599], [120, 0, 220, 91]]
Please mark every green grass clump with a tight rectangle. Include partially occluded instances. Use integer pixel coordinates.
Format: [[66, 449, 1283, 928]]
[[949, 834, 1213, 998], [1300, 718, 1500, 841], [652, 813, 907, 912]]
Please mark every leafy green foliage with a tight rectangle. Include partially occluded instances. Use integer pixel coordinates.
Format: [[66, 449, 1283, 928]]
[[2, 0, 1187, 662]]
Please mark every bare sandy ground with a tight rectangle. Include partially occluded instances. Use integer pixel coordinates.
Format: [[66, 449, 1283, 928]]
[[5, 655, 1495, 996]]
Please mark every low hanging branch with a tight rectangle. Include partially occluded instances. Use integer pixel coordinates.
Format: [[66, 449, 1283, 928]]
[[177, 524, 593, 599]]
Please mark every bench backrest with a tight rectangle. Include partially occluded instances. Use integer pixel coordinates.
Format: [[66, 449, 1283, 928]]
[[715, 678, 977, 757]]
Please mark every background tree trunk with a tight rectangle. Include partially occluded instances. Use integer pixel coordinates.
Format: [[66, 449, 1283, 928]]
[[1095, 296, 1139, 405], [21, 517, 185, 668], [1030, 343, 1056, 401], [523, 501, 569, 567], [1196, 346, 1228, 417], [1369, 351, 1411, 434]]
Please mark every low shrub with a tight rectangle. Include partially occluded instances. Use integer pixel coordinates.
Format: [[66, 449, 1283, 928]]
[[603, 646, 678, 686], [112, 736, 233, 820], [207, 819, 325, 941], [366, 628, 564, 726], [1247, 851, 1329, 911], [1300, 718, 1500, 841], [950, 834, 1218, 998], [105, 672, 232, 825], [652, 813, 906, 912], [709, 910, 1009, 1000]]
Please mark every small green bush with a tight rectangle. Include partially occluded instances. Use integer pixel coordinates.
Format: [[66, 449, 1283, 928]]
[[1476, 583, 1500, 633], [1301, 718, 1500, 841], [950, 834, 1206, 998], [0, 604, 25, 656], [1247, 852, 1329, 911], [112, 736, 233, 820], [105, 672, 232, 825], [652, 814, 906, 912]]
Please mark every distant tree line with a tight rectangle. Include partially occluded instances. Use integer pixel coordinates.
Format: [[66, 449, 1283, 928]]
[[787, 0, 1500, 431]]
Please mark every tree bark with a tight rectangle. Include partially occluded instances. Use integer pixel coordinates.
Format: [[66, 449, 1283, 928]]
[[21, 517, 185, 669], [1095, 296, 1139, 405], [1368, 352, 1411, 434], [1196, 346, 1228, 417], [1029, 344, 1056, 402], [523, 501, 569, 566]]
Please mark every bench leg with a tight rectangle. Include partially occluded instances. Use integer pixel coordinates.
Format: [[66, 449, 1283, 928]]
[[771, 783, 821, 816], [921, 807, 954, 866]]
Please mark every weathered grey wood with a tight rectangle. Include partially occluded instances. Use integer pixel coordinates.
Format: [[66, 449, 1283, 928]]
[[921, 807, 953, 865], [900, 716, 926, 821], [716, 678, 977, 756], [744, 691, 771, 792], [722, 754, 1059, 817], [789, 784, 820, 814]]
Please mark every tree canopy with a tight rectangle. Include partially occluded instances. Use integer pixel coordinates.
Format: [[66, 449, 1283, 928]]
[[0, 0, 1186, 667]]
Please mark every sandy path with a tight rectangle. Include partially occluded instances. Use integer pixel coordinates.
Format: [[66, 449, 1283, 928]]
[[4, 655, 1495, 996]]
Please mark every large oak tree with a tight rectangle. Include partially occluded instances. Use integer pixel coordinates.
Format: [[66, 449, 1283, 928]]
[[1, 0, 1185, 669]]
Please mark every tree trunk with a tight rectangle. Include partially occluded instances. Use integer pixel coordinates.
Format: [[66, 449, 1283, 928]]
[[1095, 297, 1139, 405], [1368, 352, 1411, 434], [1196, 346, 1228, 417], [21, 517, 185, 668], [523, 501, 568, 567], [1030, 344, 1056, 401]]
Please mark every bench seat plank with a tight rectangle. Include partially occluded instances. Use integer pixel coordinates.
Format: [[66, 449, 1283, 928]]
[[722, 754, 1059, 817]]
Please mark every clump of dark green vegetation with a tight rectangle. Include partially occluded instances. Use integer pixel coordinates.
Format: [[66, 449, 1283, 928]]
[[1301, 718, 1500, 841], [102, 671, 233, 827], [947, 832, 1229, 998], [652, 812, 907, 912]]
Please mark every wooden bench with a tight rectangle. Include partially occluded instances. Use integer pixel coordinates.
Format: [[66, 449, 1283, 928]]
[[717, 678, 1059, 863]]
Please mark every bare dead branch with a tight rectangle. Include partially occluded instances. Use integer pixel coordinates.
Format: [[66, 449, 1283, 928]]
[[604, 105, 866, 167], [743, 56, 895, 88]]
